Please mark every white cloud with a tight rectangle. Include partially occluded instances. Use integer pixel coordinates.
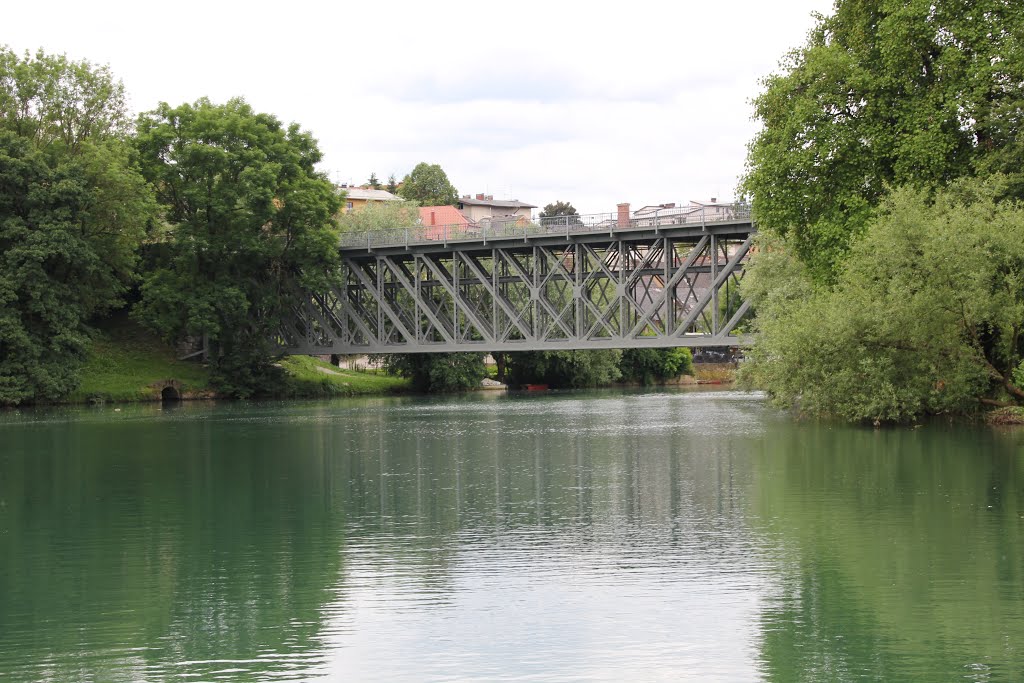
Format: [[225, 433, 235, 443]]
[[5, 0, 834, 214]]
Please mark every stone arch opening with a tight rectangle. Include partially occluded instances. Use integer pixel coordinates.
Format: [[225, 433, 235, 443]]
[[161, 385, 181, 402]]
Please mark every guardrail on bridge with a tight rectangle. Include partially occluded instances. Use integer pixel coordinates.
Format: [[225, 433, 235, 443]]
[[339, 204, 752, 250]]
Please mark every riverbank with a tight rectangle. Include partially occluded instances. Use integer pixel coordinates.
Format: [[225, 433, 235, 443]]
[[66, 318, 740, 404], [69, 319, 410, 404]]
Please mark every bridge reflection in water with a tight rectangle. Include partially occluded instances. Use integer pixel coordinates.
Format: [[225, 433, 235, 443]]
[[283, 206, 755, 355]]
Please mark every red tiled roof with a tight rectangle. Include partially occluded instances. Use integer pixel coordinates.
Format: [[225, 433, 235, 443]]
[[418, 206, 469, 227]]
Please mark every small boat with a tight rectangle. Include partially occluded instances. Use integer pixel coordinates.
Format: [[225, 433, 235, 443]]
[[524, 384, 549, 391]]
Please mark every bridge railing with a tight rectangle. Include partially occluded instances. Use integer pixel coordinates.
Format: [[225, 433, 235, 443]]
[[338, 203, 751, 250]]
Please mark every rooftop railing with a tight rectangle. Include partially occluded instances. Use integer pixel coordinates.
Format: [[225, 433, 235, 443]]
[[338, 203, 751, 250]]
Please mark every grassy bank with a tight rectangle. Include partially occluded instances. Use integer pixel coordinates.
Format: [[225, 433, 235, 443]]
[[70, 319, 212, 403], [70, 318, 409, 403], [276, 355, 409, 398]]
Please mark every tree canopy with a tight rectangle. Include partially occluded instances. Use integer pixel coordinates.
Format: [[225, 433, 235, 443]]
[[741, 0, 1024, 281], [376, 353, 485, 393], [741, 179, 1024, 422], [618, 348, 693, 385], [0, 47, 130, 152], [336, 199, 419, 233], [506, 350, 622, 389], [738, 0, 1024, 422], [397, 162, 458, 206], [540, 201, 578, 218], [133, 97, 340, 397], [0, 48, 155, 405]]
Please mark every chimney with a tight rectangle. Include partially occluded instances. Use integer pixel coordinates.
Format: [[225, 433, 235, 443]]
[[430, 211, 436, 226], [711, 197, 717, 203], [476, 193, 485, 200], [617, 202, 631, 228]]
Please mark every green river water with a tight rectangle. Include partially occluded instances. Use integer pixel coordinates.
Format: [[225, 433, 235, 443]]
[[0, 389, 1022, 682]]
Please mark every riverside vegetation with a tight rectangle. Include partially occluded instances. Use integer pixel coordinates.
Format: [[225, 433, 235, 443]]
[[739, 0, 1024, 423], [7, 0, 1024, 419], [0, 47, 699, 405]]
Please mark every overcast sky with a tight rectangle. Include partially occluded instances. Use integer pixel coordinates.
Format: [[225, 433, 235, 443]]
[[6, 0, 834, 215]]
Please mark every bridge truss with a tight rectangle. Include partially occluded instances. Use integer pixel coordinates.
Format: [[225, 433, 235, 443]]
[[282, 221, 755, 355]]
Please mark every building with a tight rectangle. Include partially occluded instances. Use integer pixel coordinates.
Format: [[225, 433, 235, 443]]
[[629, 199, 735, 227], [338, 185, 402, 213], [418, 205, 471, 240], [457, 193, 536, 228]]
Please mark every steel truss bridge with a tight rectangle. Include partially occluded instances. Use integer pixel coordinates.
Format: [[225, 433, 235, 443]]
[[281, 206, 755, 355]]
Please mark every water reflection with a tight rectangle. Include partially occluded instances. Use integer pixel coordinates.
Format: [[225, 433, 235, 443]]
[[750, 424, 1024, 682], [0, 392, 1022, 681]]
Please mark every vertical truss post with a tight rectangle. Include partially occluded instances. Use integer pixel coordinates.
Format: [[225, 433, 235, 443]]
[[711, 234, 719, 335], [285, 222, 755, 354]]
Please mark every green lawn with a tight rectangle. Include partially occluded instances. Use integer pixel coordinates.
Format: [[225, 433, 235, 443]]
[[70, 318, 212, 403], [70, 317, 410, 403], [277, 355, 410, 397]]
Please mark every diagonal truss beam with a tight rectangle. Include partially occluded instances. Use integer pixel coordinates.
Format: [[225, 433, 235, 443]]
[[284, 227, 756, 354], [674, 234, 754, 336]]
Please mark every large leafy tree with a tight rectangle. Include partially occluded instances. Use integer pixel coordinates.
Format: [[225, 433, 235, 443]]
[[397, 162, 458, 206], [539, 201, 578, 218], [742, 0, 1024, 281], [133, 98, 340, 397], [0, 48, 154, 405], [538, 200, 582, 229], [741, 179, 1024, 422]]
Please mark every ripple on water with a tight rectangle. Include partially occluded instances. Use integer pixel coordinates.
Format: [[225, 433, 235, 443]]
[[1, 390, 1022, 682]]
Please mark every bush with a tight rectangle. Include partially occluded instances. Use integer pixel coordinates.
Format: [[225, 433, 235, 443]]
[[375, 353, 485, 393], [506, 350, 622, 388], [740, 180, 1024, 423], [618, 348, 693, 385]]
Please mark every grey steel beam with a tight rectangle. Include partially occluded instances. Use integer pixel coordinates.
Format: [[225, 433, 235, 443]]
[[285, 222, 756, 354]]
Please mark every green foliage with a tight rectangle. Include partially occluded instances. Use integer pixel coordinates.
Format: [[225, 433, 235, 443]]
[[0, 47, 130, 151], [386, 173, 398, 195], [375, 353, 485, 393], [133, 97, 341, 398], [618, 348, 693, 385], [70, 316, 211, 403], [540, 201, 578, 218], [507, 350, 622, 389], [741, 0, 1024, 281], [741, 179, 1024, 422], [336, 199, 419, 233], [0, 48, 154, 405], [539, 200, 582, 229], [367, 172, 380, 190], [72, 320, 408, 403], [276, 355, 410, 397], [397, 162, 458, 206]]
